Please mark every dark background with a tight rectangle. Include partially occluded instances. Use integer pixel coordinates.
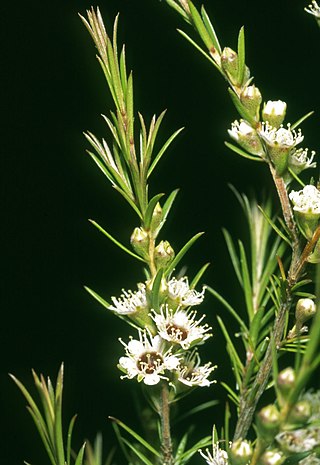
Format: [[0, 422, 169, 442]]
[[2, 1, 320, 464]]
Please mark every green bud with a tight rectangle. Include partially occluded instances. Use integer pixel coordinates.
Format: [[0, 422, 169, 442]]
[[154, 241, 175, 268], [277, 367, 295, 395], [221, 47, 238, 83], [150, 202, 163, 234], [228, 120, 264, 156], [262, 100, 287, 128], [130, 227, 149, 258], [288, 400, 312, 425], [229, 440, 253, 465], [240, 85, 262, 121], [258, 450, 285, 465], [295, 298, 316, 325], [257, 405, 280, 438]]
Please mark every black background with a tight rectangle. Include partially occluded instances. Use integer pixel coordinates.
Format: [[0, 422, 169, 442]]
[[2, 1, 320, 464]]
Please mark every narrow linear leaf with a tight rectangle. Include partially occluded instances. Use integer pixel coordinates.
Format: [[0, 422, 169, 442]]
[[143, 193, 165, 230], [190, 262, 210, 289], [224, 141, 263, 161], [217, 316, 243, 388], [222, 228, 242, 285], [291, 111, 314, 130], [175, 432, 189, 463], [75, 443, 86, 465], [177, 29, 220, 72], [109, 417, 160, 457], [121, 438, 154, 465], [89, 220, 145, 262], [258, 206, 291, 246], [165, 0, 191, 23], [187, 0, 214, 50], [239, 240, 254, 321], [67, 415, 77, 465], [175, 400, 218, 424], [220, 382, 240, 406], [165, 232, 204, 276], [151, 268, 164, 312], [84, 286, 112, 309], [147, 127, 184, 177], [237, 26, 246, 85], [200, 6, 221, 54], [206, 285, 248, 333]]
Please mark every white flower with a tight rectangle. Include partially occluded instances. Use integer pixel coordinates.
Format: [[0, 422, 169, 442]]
[[118, 331, 180, 385], [151, 305, 212, 349], [167, 276, 205, 306], [199, 444, 229, 465], [228, 120, 254, 140], [260, 122, 304, 149], [263, 100, 287, 117], [276, 427, 320, 453], [289, 148, 316, 173], [305, 1, 320, 18], [178, 351, 216, 387], [110, 283, 147, 315], [289, 185, 320, 215]]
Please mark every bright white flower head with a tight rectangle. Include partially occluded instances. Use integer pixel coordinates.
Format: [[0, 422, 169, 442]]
[[305, 1, 320, 18], [199, 444, 229, 465], [228, 120, 253, 139], [151, 305, 212, 349], [263, 100, 286, 116], [167, 276, 205, 307], [118, 331, 180, 385], [110, 283, 147, 315], [289, 148, 316, 173], [260, 122, 304, 149], [228, 120, 264, 155], [276, 427, 320, 453], [178, 351, 216, 387], [289, 185, 320, 215]]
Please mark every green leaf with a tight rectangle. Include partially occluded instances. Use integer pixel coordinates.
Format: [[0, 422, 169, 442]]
[[222, 228, 242, 285], [119, 45, 127, 95], [227, 89, 256, 126], [165, 232, 204, 276], [67, 415, 77, 465], [205, 285, 248, 333], [175, 400, 219, 424], [224, 141, 263, 161], [147, 127, 184, 177], [200, 5, 221, 54], [75, 443, 86, 465], [179, 436, 212, 461], [239, 240, 254, 321], [89, 220, 145, 262], [151, 268, 164, 312], [217, 316, 244, 388], [249, 306, 265, 348], [220, 382, 240, 406], [109, 416, 160, 457], [175, 432, 189, 465], [177, 29, 221, 72], [237, 26, 246, 85], [190, 262, 210, 288], [158, 189, 179, 232], [291, 111, 314, 130], [143, 193, 165, 230], [258, 206, 291, 246], [121, 438, 154, 465], [84, 286, 112, 309], [187, 0, 214, 50]]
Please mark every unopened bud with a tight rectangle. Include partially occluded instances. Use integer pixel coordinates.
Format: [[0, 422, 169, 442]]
[[277, 367, 295, 395], [154, 241, 175, 268], [240, 85, 262, 121], [130, 227, 149, 258], [262, 100, 287, 128], [229, 440, 253, 465], [257, 405, 280, 437], [295, 298, 316, 325], [288, 400, 311, 425], [150, 202, 163, 234], [258, 450, 285, 465]]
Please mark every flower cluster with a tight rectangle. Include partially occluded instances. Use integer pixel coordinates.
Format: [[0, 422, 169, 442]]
[[111, 276, 216, 387]]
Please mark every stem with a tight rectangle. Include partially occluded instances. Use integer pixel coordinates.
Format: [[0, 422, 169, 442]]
[[160, 382, 174, 465], [233, 165, 304, 440]]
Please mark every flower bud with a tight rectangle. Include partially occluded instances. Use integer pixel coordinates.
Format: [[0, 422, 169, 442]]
[[288, 400, 312, 425], [240, 85, 262, 121], [295, 298, 316, 325], [262, 100, 287, 128], [277, 367, 295, 395], [150, 202, 163, 234], [228, 120, 264, 155], [221, 47, 239, 85], [130, 227, 149, 258], [154, 241, 175, 268], [288, 148, 316, 176], [257, 405, 280, 438], [258, 450, 285, 465], [289, 185, 320, 240], [229, 440, 253, 465]]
